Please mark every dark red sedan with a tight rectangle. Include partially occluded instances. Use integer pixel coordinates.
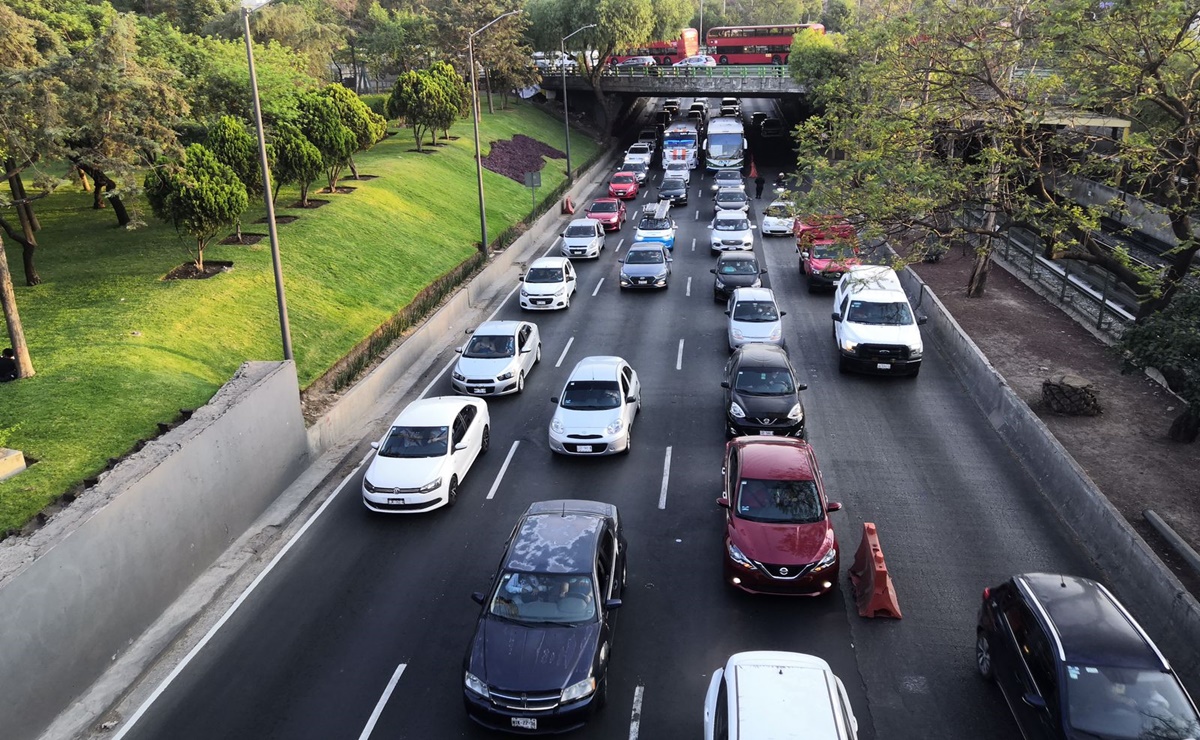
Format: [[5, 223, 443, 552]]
[[608, 172, 640, 200], [585, 198, 627, 231], [717, 437, 842, 596]]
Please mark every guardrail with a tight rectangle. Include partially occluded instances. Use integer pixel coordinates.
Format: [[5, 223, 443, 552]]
[[546, 64, 789, 81]]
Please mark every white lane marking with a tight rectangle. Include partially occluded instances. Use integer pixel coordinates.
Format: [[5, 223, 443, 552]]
[[486, 441, 521, 500], [358, 663, 407, 740], [419, 281, 521, 399], [548, 236, 561, 253], [685, 277, 691, 297], [676, 339, 684, 370], [592, 278, 605, 297], [616, 238, 625, 253], [691, 238, 696, 252], [629, 684, 645, 740], [658, 446, 673, 509], [110, 456, 371, 740], [555, 336, 575, 368], [694, 208, 700, 221]]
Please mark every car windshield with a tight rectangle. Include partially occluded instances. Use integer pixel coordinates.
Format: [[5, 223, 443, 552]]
[[764, 205, 792, 218], [733, 300, 779, 322], [379, 426, 448, 458], [560, 380, 622, 410], [847, 300, 913, 325], [639, 218, 672, 231], [525, 267, 564, 283], [735, 368, 795, 395], [716, 218, 750, 231], [665, 135, 697, 147], [661, 179, 686, 191], [490, 572, 597, 624], [589, 201, 618, 213], [719, 259, 758, 275], [464, 334, 515, 359], [625, 163, 646, 173], [718, 191, 747, 204], [812, 244, 857, 260], [612, 175, 634, 184], [628, 144, 649, 154], [736, 478, 823, 524], [626, 249, 665, 265], [565, 225, 596, 237], [1065, 665, 1200, 739]]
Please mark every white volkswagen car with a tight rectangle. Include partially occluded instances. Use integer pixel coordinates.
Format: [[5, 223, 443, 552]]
[[451, 320, 541, 396], [761, 200, 796, 237], [560, 218, 606, 259], [520, 257, 577, 310], [726, 287, 786, 350], [362, 397, 490, 513], [548, 356, 641, 456]]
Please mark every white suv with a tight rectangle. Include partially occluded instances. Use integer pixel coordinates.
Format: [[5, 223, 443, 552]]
[[831, 266, 925, 376], [709, 211, 755, 253]]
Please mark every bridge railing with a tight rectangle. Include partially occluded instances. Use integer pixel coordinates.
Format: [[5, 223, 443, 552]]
[[547, 64, 790, 81]]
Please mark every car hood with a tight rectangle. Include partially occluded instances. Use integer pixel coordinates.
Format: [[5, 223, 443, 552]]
[[472, 617, 601, 691], [729, 319, 782, 340], [364, 454, 445, 489], [636, 231, 674, 242], [523, 281, 567, 297], [554, 406, 621, 433], [762, 216, 793, 229], [587, 212, 618, 222], [728, 516, 833, 564], [842, 320, 923, 350], [714, 273, 759, 288], [712, 230, 752, 242], [622, 262, 669, 278], [563, 235, 599, 248], [810, 256, 861, 272], [456, 356, 518, 379], [729, 389, 800, 418]]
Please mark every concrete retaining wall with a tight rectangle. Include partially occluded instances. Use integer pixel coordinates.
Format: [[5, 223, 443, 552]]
[[0, 362, 309, 740], [899, 269, 1200, 694], [1053, 174, 1184, 246]]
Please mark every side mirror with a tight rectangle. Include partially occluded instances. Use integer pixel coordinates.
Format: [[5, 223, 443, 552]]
[[550, 396, 559, 404], [370, 441, 380, 450], [454, 442, 468, 452], [797, 383, 808, 391], [918, 316, 928, 326], [518, 275, 525, 281], [827, 501, 842, 512], [1022, 693, 1047, 710], [800, 251, 810, 259], [666, 257, 674, 263], [716, 497, 731, 508], [604, 599, 623, 610], [707, 224, 714, 229], [520, 347, 532, 354], [626, 395, 637, 403], [471, 591, 486, 605], [455, 347, 464, 354], [760, 268, 768, 274], [720, 380, 730, 388], [710, 268, 717, 274], [831, 312, 842, 322], [724, 310, 731, 316], [780, 311, 787, 317], [465, 327, 475, 334], [750, 224, 757, 229], [560, 231, 566, 237], [617, 258, 624, 263]]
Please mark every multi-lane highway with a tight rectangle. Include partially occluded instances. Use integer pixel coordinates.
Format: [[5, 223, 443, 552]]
[[106, 99, 1097, 740]]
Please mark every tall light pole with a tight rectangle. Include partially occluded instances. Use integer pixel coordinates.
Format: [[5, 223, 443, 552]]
[[469, 9, 522, 254], [561, 24, 596, 180], [241, 0, 293, 362], [699, 0, 705, 50]]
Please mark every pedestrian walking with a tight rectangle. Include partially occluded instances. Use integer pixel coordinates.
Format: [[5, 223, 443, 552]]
[[754, 175, 765, 199]]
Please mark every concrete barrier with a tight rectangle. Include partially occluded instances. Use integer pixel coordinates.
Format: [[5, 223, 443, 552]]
[[899, 268, 1200, 695], [0, 362, 309, 740]]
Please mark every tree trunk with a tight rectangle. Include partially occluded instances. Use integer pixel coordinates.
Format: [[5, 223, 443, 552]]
[[349, 155, 360, 179], [0, 235, 35, 379], [485, 68, 495, 115], [11, 171, 40, 232], [967, 156, 1001, 298], [299, 180, 310, 207], [1168, 407, 1199, 444], [195, 240, 205, 272], [4, 164, 40, 286], [77, 162, 131, 226]]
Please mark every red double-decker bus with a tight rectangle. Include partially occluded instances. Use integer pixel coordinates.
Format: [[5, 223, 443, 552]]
[[607, 28, 700, 66], [705, 23, 825, 65]]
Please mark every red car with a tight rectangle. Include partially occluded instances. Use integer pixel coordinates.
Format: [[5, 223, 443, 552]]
[[717, 437, 842, 596], [795, 215, 861, 292], [585, 198, 627, 231], [608, 171, 640, 199]]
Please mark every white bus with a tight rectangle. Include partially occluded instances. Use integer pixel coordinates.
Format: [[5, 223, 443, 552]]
[[705, 116, 747, 170], [662, 122, 700, 169]]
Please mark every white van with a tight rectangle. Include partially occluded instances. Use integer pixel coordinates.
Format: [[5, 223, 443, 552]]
[[704, 651, 859, 740], [831, 265, 925, 376]]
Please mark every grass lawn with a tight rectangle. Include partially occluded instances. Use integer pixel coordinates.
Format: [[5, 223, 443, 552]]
[[0, 100, 600, 534]]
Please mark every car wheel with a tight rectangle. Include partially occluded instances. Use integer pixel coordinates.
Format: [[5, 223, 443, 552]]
[[596, 674, 609, 709], [976, 630, 995, 681], [481, 425, 490, 453], [719, 55, 729, 65], [771, 54, 782, 65], [564, 292, 571, 309], [714, 292, 723, 303], [535, 343, 542, 363], [447, 475, 459, 506], [621, 425, 632, 455], [806, 278, 817, 294], [516, 372, 525, 393]]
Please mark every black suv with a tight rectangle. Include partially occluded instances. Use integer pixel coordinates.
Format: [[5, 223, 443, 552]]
[[463, 500, 627, 734], [721, 344, 807, 439], [976, 573, 1199, 740]]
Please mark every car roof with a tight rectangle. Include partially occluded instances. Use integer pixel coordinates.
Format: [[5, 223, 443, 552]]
[[1016, 573, 1168, 670], [714, 210, 748, 221], [390, 396, 475, 427], [588, 197, 620, 206], [735, 437, 817, 481], [628, 241, 666, 252], [732, 287, 776, 302], [727, 652, 844, 739], [505, 505, 609, 574], [529, 256, 570, 269], [718, 251, 757, 262], [847, 288, 909, 304], [567, 218, 600, 228], [567, 355, 625, 380], [716, 188, 747, 198], [716, 169, 741, 177], [473, 320, 522, 336]]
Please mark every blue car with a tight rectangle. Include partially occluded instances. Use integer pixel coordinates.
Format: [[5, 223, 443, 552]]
[[633, 203, 677, 250]]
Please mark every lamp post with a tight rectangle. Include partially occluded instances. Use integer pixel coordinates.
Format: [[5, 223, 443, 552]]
[[469, 9, 522, 253], [561, 24, 596, 180], [241, 0, 293, 362]]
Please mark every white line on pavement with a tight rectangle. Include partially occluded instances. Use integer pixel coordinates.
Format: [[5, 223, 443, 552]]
[[691, 238, 696, 252], [555, 336, 575, 368], [548, 236, 561, 253], [694, 208, 700, 221], [686, 277, 691, 297], [616, 238, 625, 253], [676, 339, 684, 370], [592, 278, 605, 297], [659, 446, 673, 509], [357, 663, 407, 740], [486, 441, 521, 500], [629, 685, 645, 740]]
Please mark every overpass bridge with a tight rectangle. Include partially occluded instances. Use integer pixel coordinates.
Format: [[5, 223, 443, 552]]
[[545, 65, 808, 97]]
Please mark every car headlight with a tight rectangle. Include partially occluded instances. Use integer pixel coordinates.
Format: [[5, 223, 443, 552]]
[[729, 401, 745, 418], [418, 478, 442, 493], [769, 326, 782, 341], [840, 339, 858, 354], [620, 275, 632, 285], [555, 286, 567, 296], [520, 288, 530, 297], [561, 677, 596, 703], [496, 370, 514, 381], [714, 277, 725, 288], [750, 278, 761, 288], [910, 346, 923, 359], [464, 671, 490, 698], [731, 328, 744, 340], [727, 541, 756, 570], [787, 403, 803, 421], [551, 417, 565, 434], [606, 418, 624, 435], [813, 546, 838, 572], [363, 479, 380, 493]]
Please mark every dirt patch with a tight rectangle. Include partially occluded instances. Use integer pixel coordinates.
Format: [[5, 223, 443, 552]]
[[912, 248, 1200, 593], [163, 261, 233, 280], [349, 175, 380, 181], [320, 186, 356, 194], [407, 148, 436, 154], [220, 233, 267, 246], [482, 134, 565, 183], [288, 199, 329, 210], [254, 216, 298, 225]]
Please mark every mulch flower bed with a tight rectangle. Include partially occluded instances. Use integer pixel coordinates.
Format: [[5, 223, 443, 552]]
[[481, 135, 565, 183]]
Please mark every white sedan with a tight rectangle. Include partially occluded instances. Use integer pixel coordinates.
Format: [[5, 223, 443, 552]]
[[675, 54, 717, 68], [362, 397, 489, 513], [452, 320, 541, 396], [548, 356, 641, 456]]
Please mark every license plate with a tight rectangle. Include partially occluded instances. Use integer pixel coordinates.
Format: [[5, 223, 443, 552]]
[[512, 718, 537, 730], [877, 363, 892, 370], [577, 445, 593, 452], [759, 431, 775, 436], [472, 387, 487, 394], [388, 497, 404, 504]]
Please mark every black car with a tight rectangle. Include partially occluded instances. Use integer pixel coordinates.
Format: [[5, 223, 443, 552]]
[[464, 500, 627, 734], [977, 573, 1199, 740], [710, 253, 765, 301], [721, 344, 807, 439], [658, 178, 688, 206]]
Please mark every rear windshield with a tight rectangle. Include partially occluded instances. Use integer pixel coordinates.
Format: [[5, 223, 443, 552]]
[[736, 478, 823, 524], [379, 426, 448, 458], [847, 300, 913, 325]]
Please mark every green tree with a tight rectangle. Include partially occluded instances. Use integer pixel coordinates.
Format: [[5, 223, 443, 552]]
[[143, 143, 249, 272], [387, 68, 455, 151], [820, 0, 853, 33], [1117, 285, 1200, 442], [206, 115, 260, 241], [426, 60, 468, 139], [317, 83, 387, 178], [297, 92, 356, 191], [270, 122, 322, 206], [787, 27, 849, 96], [205, 0, 344, 81], [359, 4, 436, 84]]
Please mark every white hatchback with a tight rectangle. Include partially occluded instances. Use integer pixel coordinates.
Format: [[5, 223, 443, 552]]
[[560, 218, 606, 259], [760, 200, 796, 237], [452, 320, 541, 396], [726, 287, 786, 350], [548, 356, 641, 456], [362, 397, 490, 513], [520, 257, 577, 310], [664, 160, 692, 185]]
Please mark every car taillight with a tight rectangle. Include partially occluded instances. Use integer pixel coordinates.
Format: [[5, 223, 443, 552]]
[[982, 587, 991, 601]]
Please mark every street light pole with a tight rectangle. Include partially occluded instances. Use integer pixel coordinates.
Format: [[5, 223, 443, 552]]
[[469, 9, 522, 254], [241, 0, 293, 362], [561, 24, 596, 180]]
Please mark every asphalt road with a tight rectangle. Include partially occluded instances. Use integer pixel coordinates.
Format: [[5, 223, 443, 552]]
[[111, 99, 1096, 740]]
